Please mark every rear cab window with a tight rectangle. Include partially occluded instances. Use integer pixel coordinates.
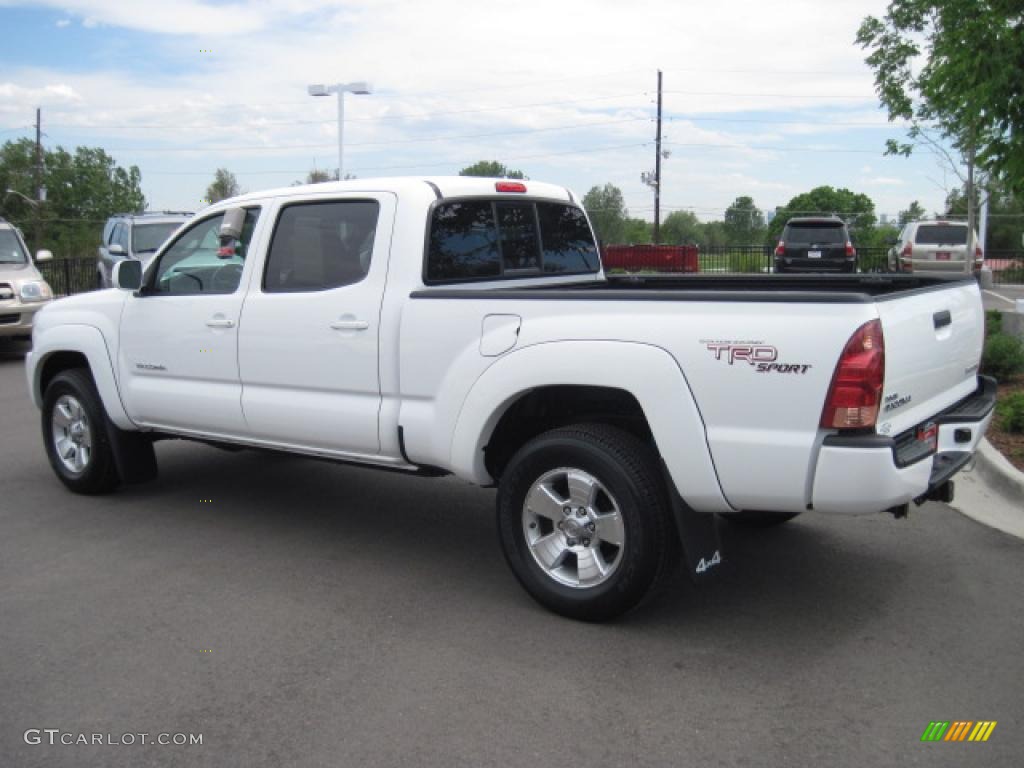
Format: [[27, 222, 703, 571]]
[[425, 199, 599, 283]]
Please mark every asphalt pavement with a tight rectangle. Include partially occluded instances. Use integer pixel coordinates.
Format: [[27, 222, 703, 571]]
[[1, 342, 1022, 768]]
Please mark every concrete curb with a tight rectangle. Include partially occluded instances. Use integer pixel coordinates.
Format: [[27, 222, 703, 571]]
[[974, 438, 1024, 501]]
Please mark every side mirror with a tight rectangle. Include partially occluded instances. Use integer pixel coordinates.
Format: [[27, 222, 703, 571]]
[[108, 243, 126, 256], [34, 249, 53, 263], [112, 259, 142, 291]]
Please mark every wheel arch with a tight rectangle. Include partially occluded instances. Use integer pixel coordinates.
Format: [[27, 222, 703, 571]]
[[449, 340, 733, 514], [29, 324, 133, 430]]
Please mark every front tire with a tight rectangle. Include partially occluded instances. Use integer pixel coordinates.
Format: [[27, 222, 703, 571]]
[[42, 369, 120, 494], [496, 424, 675, 621]]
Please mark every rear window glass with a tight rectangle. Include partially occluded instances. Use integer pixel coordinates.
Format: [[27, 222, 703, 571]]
[[915, 225, 967, 245], [426, 200, 598, 282], [783, 223, 846, 244]]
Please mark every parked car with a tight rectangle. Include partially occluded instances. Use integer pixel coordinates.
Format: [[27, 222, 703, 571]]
[[97, 212, 191, 289], [0, 217, 53, 341], [27, 177, 994, 621], [774, 216, 857, 273], [888, 219, 982, 274]]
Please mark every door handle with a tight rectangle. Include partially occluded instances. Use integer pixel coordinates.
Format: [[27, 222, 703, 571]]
[[330, 319, 369, 331], [206, 317, 235, 329], [933, 310, 952, 330]]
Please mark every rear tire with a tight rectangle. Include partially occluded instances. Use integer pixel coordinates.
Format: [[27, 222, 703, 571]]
[[42, 369, 121, 495], [721, 510, 800, 528], [496, 423, 675, 622]]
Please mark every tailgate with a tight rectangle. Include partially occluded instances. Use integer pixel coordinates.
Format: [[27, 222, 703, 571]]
[[875, 280, 984, 436]]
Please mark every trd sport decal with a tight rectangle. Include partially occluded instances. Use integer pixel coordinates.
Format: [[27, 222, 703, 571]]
[[703, 340, 812, 374]]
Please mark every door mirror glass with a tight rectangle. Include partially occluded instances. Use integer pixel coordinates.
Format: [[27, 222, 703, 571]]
[[34, 249, 53, 262], [113, 259, 142, 291], [108, 243, 126, 256]]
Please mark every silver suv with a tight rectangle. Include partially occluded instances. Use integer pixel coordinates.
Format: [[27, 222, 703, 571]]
[[97, 212, 191, 288], [888, 219, 982, 274], [0, 217, 53, 340]]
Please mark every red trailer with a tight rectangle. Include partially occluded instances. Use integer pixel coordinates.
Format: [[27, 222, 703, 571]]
[[602, 244, 699, 273]]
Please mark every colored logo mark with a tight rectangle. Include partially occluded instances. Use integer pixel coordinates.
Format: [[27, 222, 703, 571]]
[[921, 721, 997, 742]]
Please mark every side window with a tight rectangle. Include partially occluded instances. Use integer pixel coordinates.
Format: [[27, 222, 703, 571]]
[[118, 223, 131, 251], [536, 203, 599, 273], [109, 223, 123, 248], [104, 221, 116, 245], [263, 200, 380, 293], [149, 208, 260, 296]]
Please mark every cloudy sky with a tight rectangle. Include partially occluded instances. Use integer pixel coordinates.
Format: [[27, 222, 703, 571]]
[[0, 0, 962, 222]]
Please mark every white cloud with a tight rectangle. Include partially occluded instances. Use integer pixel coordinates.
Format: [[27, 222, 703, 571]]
[[55, 18, 70, 27]]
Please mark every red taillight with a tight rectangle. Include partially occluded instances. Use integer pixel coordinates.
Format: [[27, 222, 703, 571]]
[[820, 319, 885, 430], [845, 241, 856, 257], [774, 241, 785, 257], [495, 181, 527, 193], [900, 244, 912, 258], [975, 245, 983, 259]]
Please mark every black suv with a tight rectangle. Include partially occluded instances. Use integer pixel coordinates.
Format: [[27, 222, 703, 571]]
[[773, 216, 857, 273]]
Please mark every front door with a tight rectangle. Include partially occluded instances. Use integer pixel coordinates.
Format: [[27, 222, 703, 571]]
[[238, 193, 394, 455], [118, 208, 263, 436]]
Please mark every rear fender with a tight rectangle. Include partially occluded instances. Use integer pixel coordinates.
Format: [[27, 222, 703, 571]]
[[450, 340, 733, 514]]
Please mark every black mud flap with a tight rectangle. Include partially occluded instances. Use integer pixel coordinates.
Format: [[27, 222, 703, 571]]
[[661, 462, 723, 583], [104, 417, 158, 485]]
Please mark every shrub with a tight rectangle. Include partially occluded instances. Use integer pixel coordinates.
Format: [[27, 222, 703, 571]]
[[728, 252, 766, 273], [982, 333, 1024, 379], [985, 309, 1003, 338], [997, 392, 1024, 433]]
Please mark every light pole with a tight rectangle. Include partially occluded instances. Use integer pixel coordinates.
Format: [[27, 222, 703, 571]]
[[307, 81, 372, 181]]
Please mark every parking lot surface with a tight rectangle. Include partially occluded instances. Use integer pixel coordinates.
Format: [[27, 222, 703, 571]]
[[1, 344, 1022, 767]]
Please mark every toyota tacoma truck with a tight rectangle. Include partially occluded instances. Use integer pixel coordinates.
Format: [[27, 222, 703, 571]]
[[26, 177, 996, 621]]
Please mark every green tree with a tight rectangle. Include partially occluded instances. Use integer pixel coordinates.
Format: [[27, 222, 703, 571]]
[[946, 179, 1024, 252], [723, 196, 766, 244], [897, 200, 927, 229], [582, 183, 628, 244], [0, 138, 145, 257], [857, 0, 1024, 198], [206, 168, 240, 203], [622, 218, 653, 244], [769, 186, 877, 245], [458, 160, 526, 179], [701, 221, 730, 247], [306, 168, 338, 183], [660, 210, 702, 245]]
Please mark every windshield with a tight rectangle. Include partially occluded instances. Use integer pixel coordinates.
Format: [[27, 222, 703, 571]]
[[133, 222, 182, 254], [0, 229, 29, 264], [784, 223, 845, 244], [915, 224, 967, 245]]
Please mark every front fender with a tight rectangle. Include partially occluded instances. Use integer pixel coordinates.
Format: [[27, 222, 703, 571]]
[[27, 323, 134, 430], [449, 340, 733, 514]]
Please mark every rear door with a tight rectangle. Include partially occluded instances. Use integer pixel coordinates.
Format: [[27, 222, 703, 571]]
[[874, 280, 984, 436], [237, 193, 395, 455]]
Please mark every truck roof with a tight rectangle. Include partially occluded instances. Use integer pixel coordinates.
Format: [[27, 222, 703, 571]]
[[218, 176, 578, 208]]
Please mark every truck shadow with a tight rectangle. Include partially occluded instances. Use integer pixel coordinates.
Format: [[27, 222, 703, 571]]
[[110, 440, 911, 658]]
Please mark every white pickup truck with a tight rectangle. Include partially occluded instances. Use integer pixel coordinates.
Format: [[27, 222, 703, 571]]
[[26, 177, 996, 620]]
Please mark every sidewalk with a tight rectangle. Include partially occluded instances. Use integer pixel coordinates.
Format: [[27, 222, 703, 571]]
[[952, 439, 1024, 540]]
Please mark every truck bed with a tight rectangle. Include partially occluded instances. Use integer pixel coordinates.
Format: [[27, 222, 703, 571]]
[[412, 273, 976, 304]]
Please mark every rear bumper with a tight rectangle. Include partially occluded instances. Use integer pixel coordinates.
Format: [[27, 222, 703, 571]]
[[811, 376, 997, 514], [0, 301, 47, 337]]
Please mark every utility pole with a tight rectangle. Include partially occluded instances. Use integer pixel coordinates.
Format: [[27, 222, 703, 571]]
[[34, 107, 43, 253], [965, 141, 976, 275], [654, 69, 663, 244]]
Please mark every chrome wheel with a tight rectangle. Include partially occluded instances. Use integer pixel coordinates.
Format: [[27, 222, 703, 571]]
[[522, 467, 625, 589], [51, 394, 93, 474]]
